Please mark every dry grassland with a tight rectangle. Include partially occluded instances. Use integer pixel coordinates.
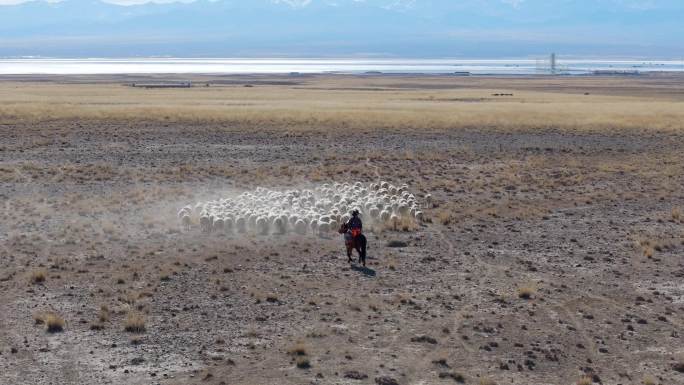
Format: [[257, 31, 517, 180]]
[[1, 75, 683, 133], [0, 74, 683, 385]]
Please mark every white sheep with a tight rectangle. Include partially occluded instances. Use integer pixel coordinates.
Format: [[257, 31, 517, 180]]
[[182, 181, 424, 237], [213, 217, 225, 232], [424, 194, 433, 208], [256, 216, 269, 235], [318, 222, 330, 235], [225, 217, 234, 233], [200, 215, 212, 233], [181, 214, 191, 229], [178, 206, 191, 219], [294, 219, 307, 235], [273, 217, 286, 234], [236, 217, 247, 233]]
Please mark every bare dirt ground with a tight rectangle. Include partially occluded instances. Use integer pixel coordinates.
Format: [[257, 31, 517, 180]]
[[1, 74, 683, 385]]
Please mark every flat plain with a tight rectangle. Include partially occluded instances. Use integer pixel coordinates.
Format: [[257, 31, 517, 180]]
[[1, 74, 683, 385]]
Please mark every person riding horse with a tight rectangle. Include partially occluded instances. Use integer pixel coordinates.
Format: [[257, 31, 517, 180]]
[[348, 210, 363, 236], [339, 210, 367, 266]]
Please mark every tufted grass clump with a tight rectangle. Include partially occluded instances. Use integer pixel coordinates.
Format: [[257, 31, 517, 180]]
[[296, 357, 311, 369], [517, 284, 537, 300], [288, 341, 308, 356], [124, 311, 146, 333], [44, 313, 65, 333], [30, 269, 47, 284]]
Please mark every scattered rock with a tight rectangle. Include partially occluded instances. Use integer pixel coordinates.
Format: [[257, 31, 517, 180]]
[[438, 372, 465, 383], [386, 240, 408, 248], [344, 371, 368, 380], [410, 335, 437, 344], [375, 376, 400, 385]]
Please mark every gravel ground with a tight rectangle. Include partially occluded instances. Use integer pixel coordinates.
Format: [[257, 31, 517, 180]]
[[1, 94, 684, 385]]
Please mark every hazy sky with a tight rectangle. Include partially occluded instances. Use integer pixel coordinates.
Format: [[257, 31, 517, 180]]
[[1, 0, 683, 57]]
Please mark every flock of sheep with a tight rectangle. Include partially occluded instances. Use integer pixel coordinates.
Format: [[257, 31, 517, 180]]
[[178, 181, 430, 236]]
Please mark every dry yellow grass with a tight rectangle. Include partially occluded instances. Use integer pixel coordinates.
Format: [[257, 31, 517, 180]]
[[124, 311, 146, 333], [287, 341, 308, 356], [1, 78, 683, 133], [44, 313, 65, 333], [517, 284, 537, 300], [98, 305, 110, 323], [29, 269, 47, 284], [387, 257, 397, 271], [295, 356, 311, 369]]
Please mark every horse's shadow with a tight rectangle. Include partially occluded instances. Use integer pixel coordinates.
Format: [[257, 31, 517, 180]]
[[351, 264, 376, 277]]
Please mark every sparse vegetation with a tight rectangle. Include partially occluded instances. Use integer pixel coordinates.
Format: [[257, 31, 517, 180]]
[[124, 312, 146, 333], [288, 342, 308, 356], [517, 284, 537, 300], [435, 209, 454, 226], [2, 75, 684, 385], [439, 372, 465, 383], [44, 313, 65, 333], [98, 305, 110, 323], [30, 269, 47, 284], [3, 79, 684, 134], [295, 357, 310, 369]]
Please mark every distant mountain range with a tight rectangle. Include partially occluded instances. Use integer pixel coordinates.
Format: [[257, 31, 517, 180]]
[[1, 0, 683, 57]]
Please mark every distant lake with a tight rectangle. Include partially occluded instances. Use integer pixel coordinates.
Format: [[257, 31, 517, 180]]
[[1, 58, 683, 75]]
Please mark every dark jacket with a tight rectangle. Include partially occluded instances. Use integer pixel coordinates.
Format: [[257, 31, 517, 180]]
[[347, 216, 362, 230]]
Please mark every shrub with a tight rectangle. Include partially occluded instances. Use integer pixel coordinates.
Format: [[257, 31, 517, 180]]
[[296, 357, 311, 369], [517, 284, 536, 299], [124, 312, 146, 333], [45, 313, 65, 333], [30, 269, 47, 284], [288, 342, 307, 356]]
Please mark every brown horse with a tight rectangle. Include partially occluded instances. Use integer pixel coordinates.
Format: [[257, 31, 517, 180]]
[[338, 223, 367, 266]]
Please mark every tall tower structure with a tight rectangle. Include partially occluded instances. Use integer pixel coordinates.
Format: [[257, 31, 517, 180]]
[[550, 53, 557, 74]]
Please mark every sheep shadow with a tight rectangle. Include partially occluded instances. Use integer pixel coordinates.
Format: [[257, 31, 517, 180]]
[[351, 264, 376, 277]]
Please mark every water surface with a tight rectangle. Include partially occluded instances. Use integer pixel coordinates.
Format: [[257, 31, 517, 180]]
[[1, 58, 683, 75]]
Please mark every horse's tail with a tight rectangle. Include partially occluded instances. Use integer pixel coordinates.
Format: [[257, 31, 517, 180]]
[[358, 233, 367, 247], [358, 234, 367, 264]]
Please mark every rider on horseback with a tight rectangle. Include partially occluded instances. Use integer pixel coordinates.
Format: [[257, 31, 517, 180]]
[[340, 209, 367, 266]]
